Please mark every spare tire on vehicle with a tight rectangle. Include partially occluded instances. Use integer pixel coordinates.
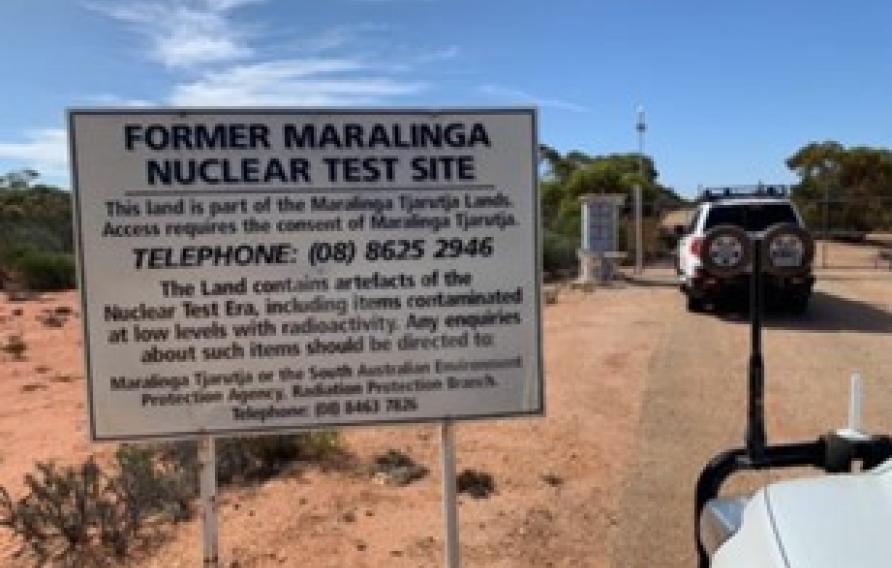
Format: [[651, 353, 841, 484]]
[[700, 225, 752, 278], [760, 223, 814, 276]]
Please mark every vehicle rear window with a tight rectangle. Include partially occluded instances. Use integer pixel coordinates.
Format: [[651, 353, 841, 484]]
[[703, 203, 798, 232]]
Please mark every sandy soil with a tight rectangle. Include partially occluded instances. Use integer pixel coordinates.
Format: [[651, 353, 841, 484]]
[[0, 240, 888, 567], [0, 279, 672, 567]]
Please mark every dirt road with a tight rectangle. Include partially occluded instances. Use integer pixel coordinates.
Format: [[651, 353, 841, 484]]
[[614, 265, 892, 567]]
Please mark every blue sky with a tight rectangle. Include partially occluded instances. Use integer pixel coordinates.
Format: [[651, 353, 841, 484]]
[[1, 0, 891, 195]]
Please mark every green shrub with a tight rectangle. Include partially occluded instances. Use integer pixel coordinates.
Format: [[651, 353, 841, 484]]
[[371, 449, 429, 486], [113, 445, 192, 524], [5, 249, 76, 291], [0, 450, 194, 565], [161, 431, 342, 486], [543, 229, 578, 273], [0, 434, 341, 565]]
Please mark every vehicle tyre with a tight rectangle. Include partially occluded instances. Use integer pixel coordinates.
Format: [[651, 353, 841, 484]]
[[687, 294, 704, 313], [787, 294, 810, 315], [700, 225, 752, 278], [761, 224, 815, 276]]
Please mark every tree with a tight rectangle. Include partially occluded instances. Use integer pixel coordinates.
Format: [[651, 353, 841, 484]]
[[537, 146, 682, 270], [787, 142, 892, 231], [0, 171, 76, 289]]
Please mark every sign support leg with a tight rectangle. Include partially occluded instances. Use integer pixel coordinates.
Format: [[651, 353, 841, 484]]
[[199, 435, 219, 567], [440, 420, 460, 568]]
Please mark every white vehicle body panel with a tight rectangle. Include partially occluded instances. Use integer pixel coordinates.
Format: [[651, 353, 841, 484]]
[[714, 459, 892, 567], [712, 490, 787, 568]]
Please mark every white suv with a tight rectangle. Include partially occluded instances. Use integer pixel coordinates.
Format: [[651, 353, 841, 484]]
[[677, 188, 815, 312]]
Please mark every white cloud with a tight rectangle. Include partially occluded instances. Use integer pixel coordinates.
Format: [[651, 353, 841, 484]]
[[1, 1, 457, 185], [287, 23, 392, 54], [421, 45, 459, 62], [87, 94, 157, 107], [169, 59, 427, 106], [0, 129, 69, 179], [479, 84, 590, 113], [88, 0, 258, 68]]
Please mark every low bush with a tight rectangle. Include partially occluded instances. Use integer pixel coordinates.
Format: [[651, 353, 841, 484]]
[[543, 229, 577, 273], [0, 433, 341, 565], [4, 249, 76, 291], [371, 449, 429, 486], [456, 469, 496, 499], [0, 450, 189, 565], [160, 431, 342, 486], [2, 334, 27, 360]]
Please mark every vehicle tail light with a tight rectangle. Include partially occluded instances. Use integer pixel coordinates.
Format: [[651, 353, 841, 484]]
[[691, 237, 704, 258]]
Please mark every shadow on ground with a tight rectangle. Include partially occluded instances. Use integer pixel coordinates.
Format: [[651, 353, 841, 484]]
[[712, 291, 892, 334]]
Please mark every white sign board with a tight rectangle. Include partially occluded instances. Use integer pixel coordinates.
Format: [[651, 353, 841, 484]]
[[69, 109, 542, 441]]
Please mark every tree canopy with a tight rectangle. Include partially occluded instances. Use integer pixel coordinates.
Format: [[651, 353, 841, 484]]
[[0, 171, 75, 289], [538, 145, 682, 270], [787, 141, 892, 231]]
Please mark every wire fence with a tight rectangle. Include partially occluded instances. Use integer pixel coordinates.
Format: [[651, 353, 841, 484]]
[[545, 196, 892, 276], [645, 197, 892, 271]]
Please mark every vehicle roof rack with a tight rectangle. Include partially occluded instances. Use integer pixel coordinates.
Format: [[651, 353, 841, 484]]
[[696, 184, 789, 202]]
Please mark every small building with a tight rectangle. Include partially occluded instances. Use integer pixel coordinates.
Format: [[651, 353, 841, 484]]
[[658, 207, 695, 236]]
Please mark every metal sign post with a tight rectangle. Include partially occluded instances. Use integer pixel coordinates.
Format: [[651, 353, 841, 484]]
[[635, 105, 647, 275], [440, 420, 460, 568], [746, 243, 767, 460], [198, 435, 219, 567], [634, 184, 644, 274]]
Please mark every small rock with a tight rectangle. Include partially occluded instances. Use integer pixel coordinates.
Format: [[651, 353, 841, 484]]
[[356, 542, 367, 552], [541, 473, 564, 487], [340, 510, 357, 523]]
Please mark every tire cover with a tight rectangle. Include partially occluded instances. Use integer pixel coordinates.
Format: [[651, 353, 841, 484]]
[[761, 223, 814, 276], [701, 225, 752, 278]]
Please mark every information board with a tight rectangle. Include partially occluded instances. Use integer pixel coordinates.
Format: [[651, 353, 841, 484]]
[[580, 194, 623, 254], [69, 109, 542, 440]]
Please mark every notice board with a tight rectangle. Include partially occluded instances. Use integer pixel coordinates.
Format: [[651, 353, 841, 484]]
[[69, 108, 542, 440]]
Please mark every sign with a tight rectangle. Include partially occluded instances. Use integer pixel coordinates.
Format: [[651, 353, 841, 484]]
[[69, 108, 542, 441], [580, 194, 623, 253]]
